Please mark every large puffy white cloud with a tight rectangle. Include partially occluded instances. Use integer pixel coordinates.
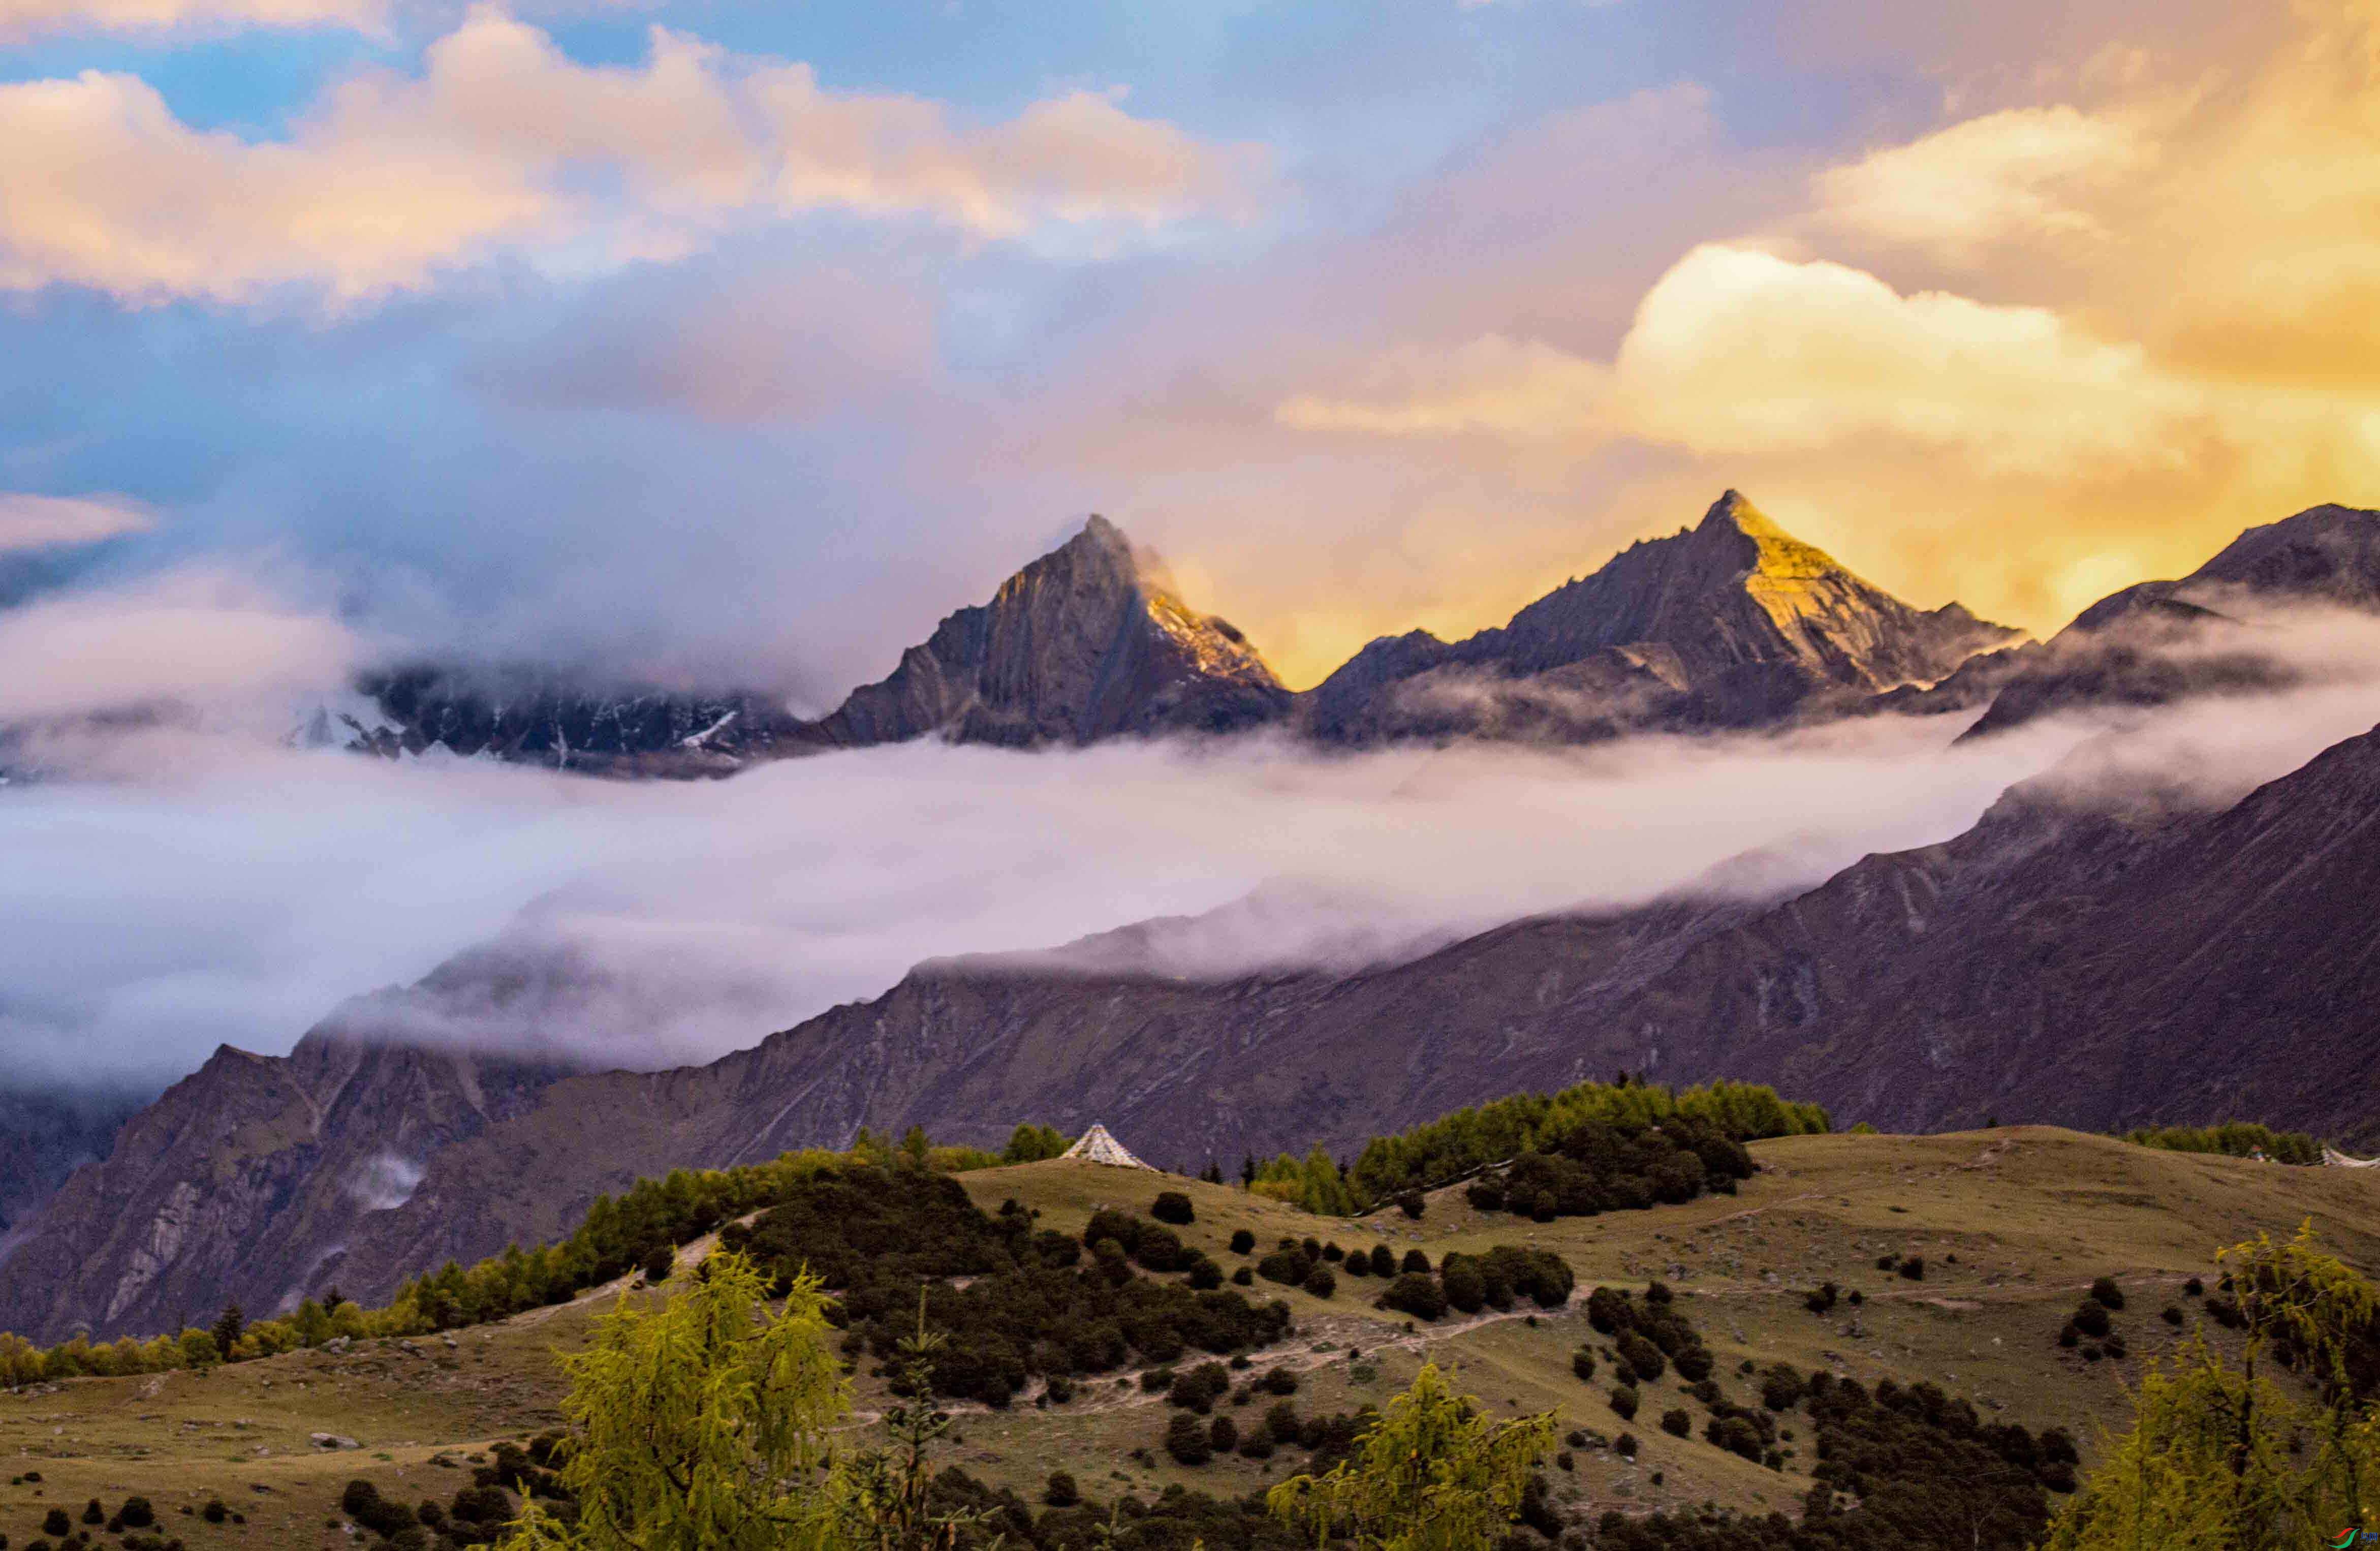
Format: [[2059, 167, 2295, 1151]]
[[1278, 244, 2208, 479], [0, 10, 1267, 303]]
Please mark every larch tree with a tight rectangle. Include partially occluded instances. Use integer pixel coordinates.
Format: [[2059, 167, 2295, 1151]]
[[494, 1252, 850, 1551], [1266, 1361, 1556, 1551]]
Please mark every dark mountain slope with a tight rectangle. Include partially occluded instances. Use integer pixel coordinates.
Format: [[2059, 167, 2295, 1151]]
[[1302, 491, 2018, 743]]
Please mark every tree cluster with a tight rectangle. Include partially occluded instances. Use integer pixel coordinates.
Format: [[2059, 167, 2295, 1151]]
[[1461, 1116, 1756, 1222], [1349, 1077, 1827, 1205], [2122, 1121, 2322, 1164], [1371, 1244, 1573, 1321]]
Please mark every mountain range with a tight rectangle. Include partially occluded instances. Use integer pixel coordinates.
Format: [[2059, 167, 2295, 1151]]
[[5, 490, 2380, 1345]]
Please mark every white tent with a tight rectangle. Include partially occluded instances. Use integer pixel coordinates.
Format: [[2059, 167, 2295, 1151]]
[[1062, 1123, 1155, 1171], [2325, 1147, 2380, 1169]]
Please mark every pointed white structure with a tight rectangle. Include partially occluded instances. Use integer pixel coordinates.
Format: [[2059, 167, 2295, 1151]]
[[2325, 1147, 2380, 1168], [1062, 1123, 1155, 1171]]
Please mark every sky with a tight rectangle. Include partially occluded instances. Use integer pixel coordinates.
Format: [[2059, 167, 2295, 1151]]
[[6, 0, 2380, 1093], [0, 0, 2370, 700]]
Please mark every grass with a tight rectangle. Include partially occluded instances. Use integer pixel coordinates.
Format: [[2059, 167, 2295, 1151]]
[[8, 1126, 2379, 1544]]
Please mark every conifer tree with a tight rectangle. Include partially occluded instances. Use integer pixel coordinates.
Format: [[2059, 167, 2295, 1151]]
[[1266, 1361, 1555, 1550], [493, 1252, 848, 1551]]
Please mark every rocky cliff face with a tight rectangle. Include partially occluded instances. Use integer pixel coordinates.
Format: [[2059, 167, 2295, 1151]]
[[0, 1089, 142, 1253], [325, 669, 807, 777], [795, 516, 1289, 748], [0, 1038, 568, 1342], [1302, 491, 2019, 743], [1960, 503, 2380, 740]]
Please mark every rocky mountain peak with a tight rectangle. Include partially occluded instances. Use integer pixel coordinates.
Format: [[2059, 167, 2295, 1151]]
[[792, 515, 1290, 749], [1304, 490, 2020, 742]]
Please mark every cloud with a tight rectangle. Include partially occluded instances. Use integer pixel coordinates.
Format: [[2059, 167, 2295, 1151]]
[[0, 709, 2093, 1088], [0, 10, 1268, 304], [16, 621, 2380, 1097], [0, 567, 359, 721], [0, 491, 154, 554], [1276, 244, 2207, 478], [1813, 105, 2150, 260], [0, 0, 381, 42]]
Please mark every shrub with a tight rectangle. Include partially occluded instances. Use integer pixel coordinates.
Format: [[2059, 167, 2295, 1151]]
[[1672, 1345, 1714, 1383], [1044, 1472, 1079, 1508], [1379, 1273, 1447, 1321], [1342, 1252, 1370, 1279], [2162, 1305, 2184, 1326], [201, 1501, 228, 1526], [2073, 1299, 2113, 1340], [1660, 1408, 1692, 1438], [1228, 1228, 1255, 1254], [1259, 1366, 1300, 1396], [1617, 1331, 1666, 1383], [1571, 1348, 1596, 1383], [1369, 1246, 1395, 1277], [1396, 1191, 1425, 1220], [80, 1502, 102, 1527], [1044, 1374, 1074, 1404], [2057, 1323, 2081, 1349], [2184, 1276, 2204, 1297], [1231, 1266, 1254, 1286], [2088, 1276, 2125, 1311], [1150, 1191, 1196, 1226], [1610, 1385, 1640, 1420], [1168, 1362, 1231, 1413], [1441, 1259, 1486, 1314], [340, 1480, 418, 1541], [1301, 1267, 1336, 1299], [1401, 1249, 1430, 1275], [1265, 1400, 1302, 1443], [41, 1513, 68, 1539], [1321, 1242, 1344, 1262], [1207, 1415, 1238, 1454], [641, 1247, 674, 1284], [1707, 1415, 1764, 1461], [1759, 1363, 1806, 1412], [1257, 1248, 1311, 1286], [1876, 1254, 1898, 1271], [1165, 1411, 1211, 1465], [117, 1500, 155, 1531], [1615, 1431, 1640, 1458], [1899, 1256, 1926, 1281], [1805, 1281, 1839, 1315]]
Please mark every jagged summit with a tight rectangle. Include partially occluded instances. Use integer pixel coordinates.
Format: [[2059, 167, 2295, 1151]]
[[792, 515, 1290, 750], [1303, 489, 2020, 743]]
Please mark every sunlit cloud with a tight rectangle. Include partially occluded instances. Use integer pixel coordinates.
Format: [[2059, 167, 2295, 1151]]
[[0, 10, 1269, 304], [1813, 104, 2150, 260], [1277, 244, 2208, 478]]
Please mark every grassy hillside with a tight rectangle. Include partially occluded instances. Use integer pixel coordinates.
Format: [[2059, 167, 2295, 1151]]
[[6, 1126, 2376, 1548]]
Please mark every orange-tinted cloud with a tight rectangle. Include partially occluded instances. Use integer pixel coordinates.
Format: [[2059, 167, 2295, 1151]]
[[1235, 2, 2380, 660], [0, 11, 1269, 303]]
